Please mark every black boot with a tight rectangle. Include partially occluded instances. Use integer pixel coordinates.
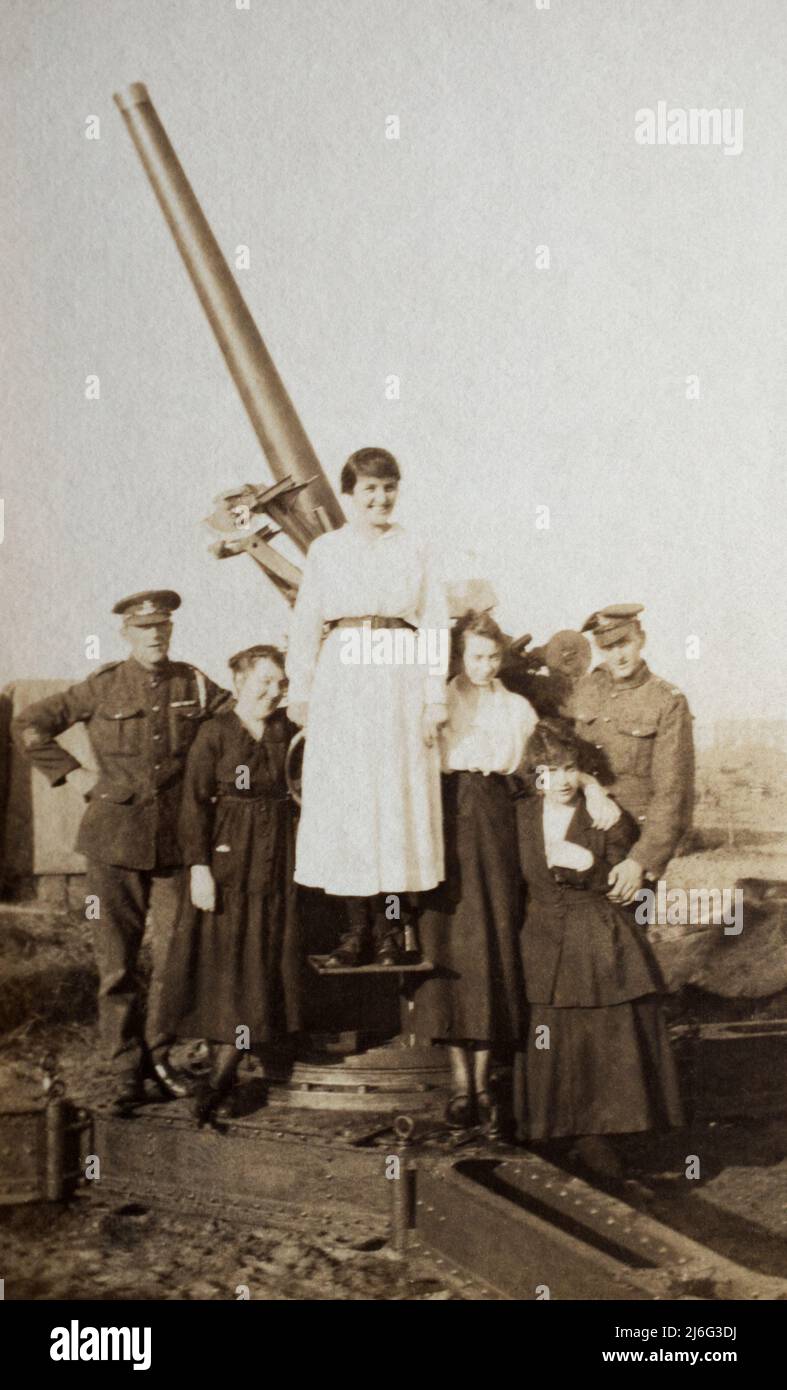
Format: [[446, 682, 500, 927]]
[[372, 910, 404, 965], [373, 928, 404, 967], [324, 898, 371, 967], [192, 1044, 240, 1127], [569, 1134, 624, 1183], [371, 894, 405, 966], [324, 925, 369, 967], [109, 1072, 146, 1116]]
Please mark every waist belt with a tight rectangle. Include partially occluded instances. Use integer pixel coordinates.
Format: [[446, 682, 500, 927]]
[[326, 616, 416, 632]]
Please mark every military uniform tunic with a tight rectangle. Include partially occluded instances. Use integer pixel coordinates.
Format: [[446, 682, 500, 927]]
[[13, 657, 231, 1078], [13, 657, 230, 869], [568, 662, 694, 879]]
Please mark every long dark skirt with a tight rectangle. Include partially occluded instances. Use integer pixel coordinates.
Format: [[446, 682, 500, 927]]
[[415, 771, 524, 1044], [160, 883, 303, 1047], [513, 995, 684, 1140]]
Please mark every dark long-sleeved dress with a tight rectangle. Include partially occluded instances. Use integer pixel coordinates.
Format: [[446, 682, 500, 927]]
[[159, 708, 302, 1046], [513, 797, 684, 1140]]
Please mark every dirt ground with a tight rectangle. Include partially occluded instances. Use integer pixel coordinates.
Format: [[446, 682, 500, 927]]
[[0, 1188, 461, 1302], [2, 1016, 787, 1301], [1, 1029, 470, 1301], [1, 834, 786, 1302]]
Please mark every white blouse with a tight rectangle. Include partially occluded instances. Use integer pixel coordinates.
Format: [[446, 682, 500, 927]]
[[440, 675, 536, 776], [286, 523, 449, 706], [542, 799, 594, 871]]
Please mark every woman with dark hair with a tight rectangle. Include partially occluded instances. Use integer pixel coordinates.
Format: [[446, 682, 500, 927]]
[[513, 717, 683, 1179], [286, 447, 448, 965], [414, 611, 537, 1130], [415, 619, 621, 1132], [160, 645, 302, 1124]]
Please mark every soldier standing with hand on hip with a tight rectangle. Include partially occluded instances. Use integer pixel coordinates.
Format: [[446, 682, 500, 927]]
[[569, 604, 695, 904], [13, 590, 231, 1113]]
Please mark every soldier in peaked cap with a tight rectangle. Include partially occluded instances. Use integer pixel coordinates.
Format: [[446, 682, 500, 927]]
[[568, 605, 695, 905], [13, 590, 232, 1112]]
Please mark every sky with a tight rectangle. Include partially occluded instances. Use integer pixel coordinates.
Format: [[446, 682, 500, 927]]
[[2, 0, 785, 742]]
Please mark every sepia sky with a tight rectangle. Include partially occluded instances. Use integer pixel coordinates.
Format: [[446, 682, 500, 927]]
[[2, 0, 785, 739]]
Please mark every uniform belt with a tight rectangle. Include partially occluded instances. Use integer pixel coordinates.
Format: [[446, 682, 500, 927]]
[[326, 616, 416, 632]]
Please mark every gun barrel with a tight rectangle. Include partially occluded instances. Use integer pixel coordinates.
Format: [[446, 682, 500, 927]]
[[113, 82, 345, 545]]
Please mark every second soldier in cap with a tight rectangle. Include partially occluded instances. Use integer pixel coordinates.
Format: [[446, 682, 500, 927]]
[[569, 605, 695, 904]]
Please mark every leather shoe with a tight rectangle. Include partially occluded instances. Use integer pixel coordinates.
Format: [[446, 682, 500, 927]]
[[445, 1093, 475, 1130], [373, 933, 404, 967], [110, 1077, 146, 1116], [193, 1079, 234, 1128], [324, 930, 367, 968], [569, 1134, 623, 1182]]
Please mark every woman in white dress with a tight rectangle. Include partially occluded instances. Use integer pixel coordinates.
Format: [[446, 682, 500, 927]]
[[286, 448, 449, 966]]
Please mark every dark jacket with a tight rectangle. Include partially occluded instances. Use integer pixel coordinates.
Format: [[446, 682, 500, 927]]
[[13, 658, 231, 870], [177, 709, 296, 891], [568, 662, 695, 878], [516, 796, 666, 1007]]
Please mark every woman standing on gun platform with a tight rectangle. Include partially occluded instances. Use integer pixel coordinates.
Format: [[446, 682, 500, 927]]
[[160, 645, 302, 1125], [286, 448, 448, 966]]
